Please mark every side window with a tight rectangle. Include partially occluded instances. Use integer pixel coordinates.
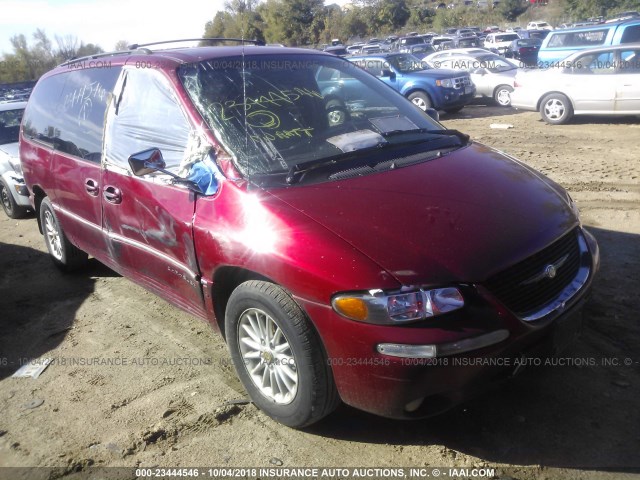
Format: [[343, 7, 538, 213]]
[[360, 59, 385, 76], [621, 25, 640, 43], [547, 33, 567, 48], [22, 74, 67, 144], [104, 69, 192, 172], [620, 49, 640, 72], [591, 52, 616, 74], [21, 69, 120, 162], [56, 68, 121, 161]]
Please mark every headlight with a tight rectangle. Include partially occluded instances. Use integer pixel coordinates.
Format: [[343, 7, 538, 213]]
[[566, 192, 581, 223], [436, 78, 454, 88], [10, 160, 23, 176], [332, 287, 464, 325]]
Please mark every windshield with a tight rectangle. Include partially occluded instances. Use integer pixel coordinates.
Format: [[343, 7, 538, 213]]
[[386, 54, 430, 72], [0, 107, 24, 145], [178, 54, 444, 178], [478, 55, 517, 72]]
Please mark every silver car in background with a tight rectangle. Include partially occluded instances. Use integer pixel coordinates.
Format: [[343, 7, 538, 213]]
[[0, 101, 30, 218], [423, 49, 521, 106], [511, 44, 640, 124]]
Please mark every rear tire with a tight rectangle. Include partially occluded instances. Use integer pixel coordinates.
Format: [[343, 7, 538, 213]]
[[0, 180, 28, 219], [39, 197, 88, 271], [540, 93, 573, 125], [225, 280, 339, 428]]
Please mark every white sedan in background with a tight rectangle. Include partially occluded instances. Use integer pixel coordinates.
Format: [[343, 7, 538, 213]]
[[511, 44, 640, 124], [0, 101, 30, 218], [423, 49, 522, 106]]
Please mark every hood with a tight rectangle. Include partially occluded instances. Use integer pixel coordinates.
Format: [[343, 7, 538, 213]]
[[409, 68, 466, 80], [269, 143, 577, 286], [0, 142, 20, 160]]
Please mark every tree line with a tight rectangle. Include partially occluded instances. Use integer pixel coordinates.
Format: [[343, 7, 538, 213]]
[[1, 0, 638, 83], [0, 30, 109, 83], [204, 0, 640, 46]]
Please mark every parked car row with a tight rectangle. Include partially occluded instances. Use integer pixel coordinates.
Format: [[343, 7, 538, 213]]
[[10, 40, 601, 429], [512, 43, 640, 124]]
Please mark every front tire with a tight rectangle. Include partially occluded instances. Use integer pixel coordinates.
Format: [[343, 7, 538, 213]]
[[39, 197, 88, 271], [326, 99, 349, 127], [494, 85, 513, 107], [225, 280, 339, 428], [407, 91, 432, 111], [0, 180, 28, 219], [540, 93, 573, 125]]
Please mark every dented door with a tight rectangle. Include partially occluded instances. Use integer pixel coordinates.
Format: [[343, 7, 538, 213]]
[[100, 67, 206, 317]]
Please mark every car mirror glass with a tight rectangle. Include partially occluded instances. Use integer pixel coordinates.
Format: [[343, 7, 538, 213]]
[[128, 148, 167, 176]]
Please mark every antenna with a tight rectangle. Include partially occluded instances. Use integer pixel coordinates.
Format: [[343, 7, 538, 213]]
[[241, 21, 249, 179]]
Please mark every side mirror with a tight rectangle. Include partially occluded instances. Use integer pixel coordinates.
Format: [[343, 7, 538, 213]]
[[128, 148, 166, 176], [425, 108, 440, 122], [380, 69, 395, 78], [127, 147, 205, 195]]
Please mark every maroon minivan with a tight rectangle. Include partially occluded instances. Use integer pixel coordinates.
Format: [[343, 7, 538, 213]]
[[20, 41, 599, 427]]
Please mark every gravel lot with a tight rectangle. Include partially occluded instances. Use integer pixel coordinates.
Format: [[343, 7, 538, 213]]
[[1, 105, 639, 480]]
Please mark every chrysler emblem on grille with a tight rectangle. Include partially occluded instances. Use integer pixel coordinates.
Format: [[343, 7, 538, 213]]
[[520, 253, 569, 286], [545, 264, 557, 279]]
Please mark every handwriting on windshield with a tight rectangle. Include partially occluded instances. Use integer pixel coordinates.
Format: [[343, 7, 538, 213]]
[[62, 81, 109, 125], [211, 87, 322, 128], [250, 127, 314, 143]]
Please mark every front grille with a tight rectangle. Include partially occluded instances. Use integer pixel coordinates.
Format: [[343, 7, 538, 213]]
[[453, 76, 472, 89], [484, 229, 581, 318]]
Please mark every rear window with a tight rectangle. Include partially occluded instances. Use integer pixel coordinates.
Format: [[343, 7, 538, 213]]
[[547, 29, 608, 48], [496, 34, 520, 42], [517, 39, 541, 47]]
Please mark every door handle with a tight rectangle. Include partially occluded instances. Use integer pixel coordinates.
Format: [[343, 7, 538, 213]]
[[103, 185, 122, 204], [85, 178, 99, 196]]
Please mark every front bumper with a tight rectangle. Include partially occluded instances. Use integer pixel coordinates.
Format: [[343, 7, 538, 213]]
[[298, 227, 599, 419], [434, 86, 476, 110], [510, 87, 541, 111], [1, 171, 31, 207]]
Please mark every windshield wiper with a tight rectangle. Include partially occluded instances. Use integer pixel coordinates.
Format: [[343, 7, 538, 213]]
[[285, 141, 390, 185], [284, 130, 469, 185], [381, 128, 470, 144]]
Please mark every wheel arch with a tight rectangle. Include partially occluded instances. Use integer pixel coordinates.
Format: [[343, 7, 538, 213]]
[[536, 91, 575, 112], [31, 185, 47, 234], [405, 87, 433, 103], [210, 266, 274, 339]]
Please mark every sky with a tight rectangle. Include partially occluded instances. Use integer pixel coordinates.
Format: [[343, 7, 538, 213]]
[[0, 0, 235, 56]]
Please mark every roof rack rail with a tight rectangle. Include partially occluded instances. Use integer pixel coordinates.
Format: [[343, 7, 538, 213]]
[[58, 49, 142, 67], [127, 38, 266, 50]]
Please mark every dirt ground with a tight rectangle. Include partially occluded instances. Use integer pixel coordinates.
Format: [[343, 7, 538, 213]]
[[1, 105, 639, 480]]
